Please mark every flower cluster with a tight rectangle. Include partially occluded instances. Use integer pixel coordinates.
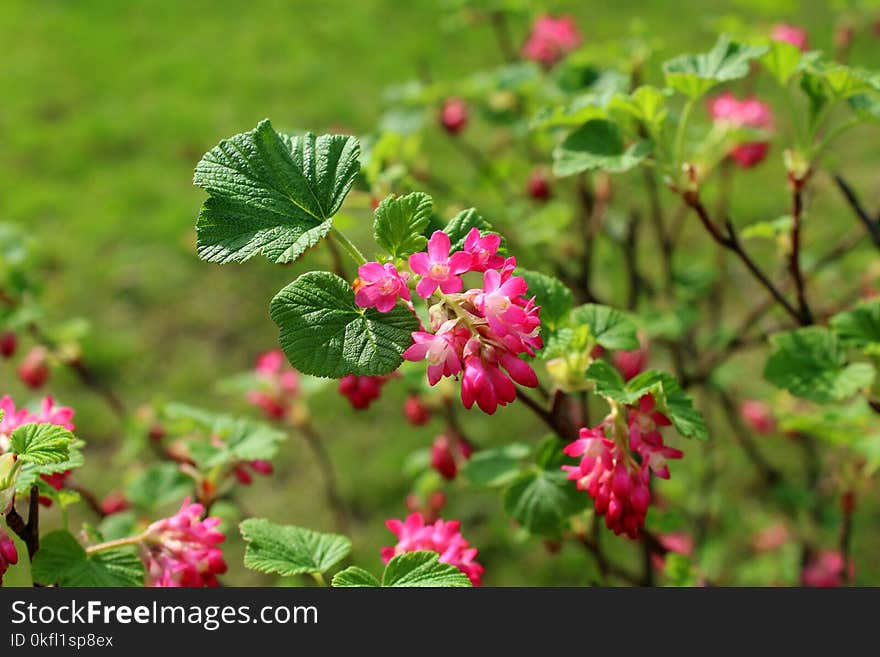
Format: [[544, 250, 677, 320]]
[[142, 498, 227, 587], [0, 528, 17, 585], [389, 229, 541, 415], [246, 350, 300, 420], [381, 512, 484, 585], [430, 432, 473, 480], [707, 93, 775, 168], [522, 14, 582, 67], [563, 396, 682, 538], [338, 374, 393, 410]]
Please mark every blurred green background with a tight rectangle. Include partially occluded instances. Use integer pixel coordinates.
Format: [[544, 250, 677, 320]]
[[2, 0, 879, 585]]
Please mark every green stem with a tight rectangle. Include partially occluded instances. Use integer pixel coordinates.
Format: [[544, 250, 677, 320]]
[[86, 534, 145, 555], [330, 229, 366, 266], [674, 97, 697, 171], [311, 571, 327, 587]]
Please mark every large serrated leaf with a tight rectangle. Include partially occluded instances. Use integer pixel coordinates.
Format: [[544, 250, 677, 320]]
[[270, 270, 419, 378], [503, 468, 583, 535], [663, 36, 768, 98], [31, 530, 145, 587], [331, 567, 381, 587], [381, 551, 472, 587], [831, 300, 880, 355], [10, 423, 74, 466], [15, 438, 85, 493], [240, 518, 351, 576], [194, 120, 360, 264]]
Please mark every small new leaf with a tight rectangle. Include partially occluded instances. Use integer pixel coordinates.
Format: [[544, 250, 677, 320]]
[[569, 304, 639, 351], [663, 35, 768, 98], [10, 423, 74, 466], [194, 120, 360, 264], [270, 270, 419, 378], [374, 192, 433, 258], [240, 519, 351, 576], [331, 567, 381, 587], [831, 300, 880, 355]]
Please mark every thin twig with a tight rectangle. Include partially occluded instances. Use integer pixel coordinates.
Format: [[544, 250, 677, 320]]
[[5, 486, 41, 560], [834, 174, 880, 248], [788, 174, 813, 324]]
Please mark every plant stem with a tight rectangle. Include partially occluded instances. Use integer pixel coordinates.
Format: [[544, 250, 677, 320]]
[[5, 485, 41, 561], [788, 175, 813, 325], [329, 229, 366, 266], [673, 97, 696, 170], [834, 174, 880, 248], [311, 571, 327, 587], [86, 534, 145, 555]]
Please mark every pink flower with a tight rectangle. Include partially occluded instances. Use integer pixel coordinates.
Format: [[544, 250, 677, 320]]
[[462, 228, 504, 273], [17, 346, 50, 389], [0, 395, 75, 454], [0, 527, 18, 586], [612, 338, 649, 381], [563, 396, 681, 538], [354, 262, 410, 313], [246, 350, 300, 420], [708, 93, 774, 168], [740, 399, 776, 435], [381, 512, 484, 585], [430, 433, 473, 480], [802, 550, 851, 587], [650, 532, 694, 570], [440, 97, 468, 134], [33, 396, 75, 431], [403, 320, 468, 386], [772, 23, 810, 52], [409, 231, 472, 298], [338, 374, 391, 410], [142, 498, 227, 587], [522, 15, 582, 67], [403, 394, 432, 426]]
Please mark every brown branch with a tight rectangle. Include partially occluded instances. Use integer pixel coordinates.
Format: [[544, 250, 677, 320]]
[[516, 388, 578, 441], [5, 485, 40, 561], [839, 492, 855, 585], [834, 174, 880, 248], [788, 174, 813, 324], [576, 532, 641, 585]]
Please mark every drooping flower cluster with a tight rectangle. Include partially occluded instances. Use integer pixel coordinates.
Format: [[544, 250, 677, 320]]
[[0, 527, 17, 586], [394, 229, 541, 415], [141, 498, 227, 587], [563, 396, 683, 538], [772, 23, 810, 52], [381, 512, 484, 585], [246, 350, 300, 420], [522, 14, 582, 67], [707, 93, 775, 168], [338, 374, 393, 410]]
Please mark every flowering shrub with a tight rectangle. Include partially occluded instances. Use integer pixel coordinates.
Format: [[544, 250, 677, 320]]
[[2, 7, 880, 588]]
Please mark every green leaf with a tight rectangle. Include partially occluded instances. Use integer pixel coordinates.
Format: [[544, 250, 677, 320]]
[[831, 300, 880, 355], [381, 551, 472, 587], [31, 531, 144, 587], [761, 40, 803, 85], [373, 192, 433, 258], [16, 439, 85, 493], [443, 208, 500, 252], [10, 423, 74, 465], [849, 93, 880, 123], [503, 468, 583, 535], [270, 270, 419, 378], [663, 36, 768, 98], [569, 304, 639, 350], [194, 120, 360, 264], [126, 463, 194, 510], [517, 269, 573, 331], [764, 327, 876, 403], [462, 443, 530, 488], [740, 215, 793, 240], [585, 359, 628, 401], [331, 566, 381, 587], [531, 95, 609, 130], [609, 86, 670, 134], [625, 370, 709, 440], [240, 518, 352, 576], [553, 119, 651, 176]]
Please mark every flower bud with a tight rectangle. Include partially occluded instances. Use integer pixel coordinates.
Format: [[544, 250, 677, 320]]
[[440, 98, 468, 134], [0, 331, 16, 359], [17, 346, 50, 389]]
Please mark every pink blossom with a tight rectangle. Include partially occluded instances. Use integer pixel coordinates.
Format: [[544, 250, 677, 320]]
[[246, 350, 300, 420], [0, 395, 75, 454], [403, 394, 432, 426], [708, 93, 774, 168], [33, 396, 75, 431], [802, 550, 851, 587], [100, 491, 131, 516], [772, 23, 810, 52], [354, 262, 410, 313], [650, 532, 694, 570], [462, 228, 504, 273], [403, 320, 468, 386], [381, 512, 484, 585], [563, 396, 681, 538], [612, 337, 649, 381], [440, 98, 468, 134], [409, 231, 472, 298], [430, 433, 473, 480], [740, 399, 776, 435], [338, 373, 391, 410], [142, 498, 227, 587], [522, 15, 582, 67], [0, 527, 18, 586]]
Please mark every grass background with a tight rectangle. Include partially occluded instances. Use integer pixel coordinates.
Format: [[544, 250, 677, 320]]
[[1, 0, 879, 585]]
